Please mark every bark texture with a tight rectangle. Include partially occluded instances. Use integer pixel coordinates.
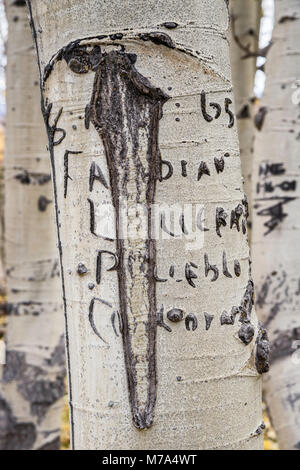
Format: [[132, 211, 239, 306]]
[[229, 0, 261, 231], [28, 0, 264, 450], [0, 1, 65, 450], [252, 0, 300, 451]]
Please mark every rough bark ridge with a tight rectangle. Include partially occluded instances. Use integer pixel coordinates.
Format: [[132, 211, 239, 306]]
[[229, 0, 261, 232], [252, 0, 300, 450], [0, 2, 65, 450], [28, 0, 264, 449]]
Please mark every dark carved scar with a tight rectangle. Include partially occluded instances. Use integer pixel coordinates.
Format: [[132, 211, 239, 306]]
[[65, 48, 169, 430]]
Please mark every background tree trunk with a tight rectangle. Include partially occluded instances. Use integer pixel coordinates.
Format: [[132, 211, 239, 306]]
[[0, 0, 65, 450], [229, 0, 261, 231], [252, 0, 300, 451], [28, 0, 264, 450]]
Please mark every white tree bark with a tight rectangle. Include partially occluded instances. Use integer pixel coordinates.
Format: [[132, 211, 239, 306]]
[[229, 0, 261, 231], [0, 0, 65, 450], [252, 0, 300, 451], [28, 0, 266, 450]]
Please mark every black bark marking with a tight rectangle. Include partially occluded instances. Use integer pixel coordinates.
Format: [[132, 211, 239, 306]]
[[0, 395, 36, 450], [37, 195, 52, 212], [2, 351, 65, 422], [254, 422, 266, 436], [204, 253, 219, 282], [197, 161, 210, 180], [96, 250, 118, 285], [254, 106, 268, 131], [222, 251, 232, 278], [201, 91, 213, 122], [64, 150, 82, 198], [86, 51, 169, 429], [159, 159, 173, 181], [88, 297, 112, 345], [242, 194, 249, 220], [234, 260, 241, 277], [278, 15, 298, 24], [255, 324, 270, 374], [44, 104, 66, 146], [167, 308, 184, 323], [87, 198, 96, 236], [110, 33, 124, 41], [236, 104, 250, 119], [224, 98, 234, 128], [204, 312, 214, 331], [64, 44, 102, 74], [89, 161, 108, 191], [214, 156, 225, 174], [15, 171, 51, 185], [162, 22, 178, 29], [12, 0, 26, 5], [46, 335, 65, 368], [220, 310, 234, 325], [270, 327, 300, 363], [111, 310, 123, 337], [154, 267, 168, 283], [230, 203, 243, 232], [185, 313, 198, 331], [6, 301, 42, 317], [77, 263, 88, 275], [238, 280, 255, 345], [157, 306, 172, 332], [254, 196, 296, 236], [216, 207, 227, 237], [238, 323, 255, 345], [181, 160, 187, 177], [138, 32, 175, 49], [185, 262, 198, 287], [210, 102, 222, 119]]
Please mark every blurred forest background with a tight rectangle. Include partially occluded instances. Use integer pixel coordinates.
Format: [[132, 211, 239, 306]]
[[0, 0, 290, 450]]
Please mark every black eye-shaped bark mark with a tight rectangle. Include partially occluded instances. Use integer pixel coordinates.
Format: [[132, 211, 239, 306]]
[[167, 308, 184, 323], [65, 48, 169, 430]]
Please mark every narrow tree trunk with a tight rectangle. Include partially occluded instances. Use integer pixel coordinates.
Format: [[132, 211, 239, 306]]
[[229, 0, 261, 231], [28, 0, 265, 450], [252, 0, 300, 450], [0, 1, 65, 450]]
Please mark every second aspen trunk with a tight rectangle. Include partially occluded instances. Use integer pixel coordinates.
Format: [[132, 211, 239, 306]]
[[28, 0, 265, 449], [0, 1, 65, 450], [229, 0, 261, 231], [252, 0, 300, 451]]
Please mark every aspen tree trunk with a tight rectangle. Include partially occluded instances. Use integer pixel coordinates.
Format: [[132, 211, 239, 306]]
[[252, 0, 300, 451], [229, 0, 261, 231], [27, 0, 266, 450], [0, 0, 65, 450]]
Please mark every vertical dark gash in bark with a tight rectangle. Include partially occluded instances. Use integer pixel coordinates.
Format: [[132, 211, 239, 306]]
[[88, 51, 169, 429]]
